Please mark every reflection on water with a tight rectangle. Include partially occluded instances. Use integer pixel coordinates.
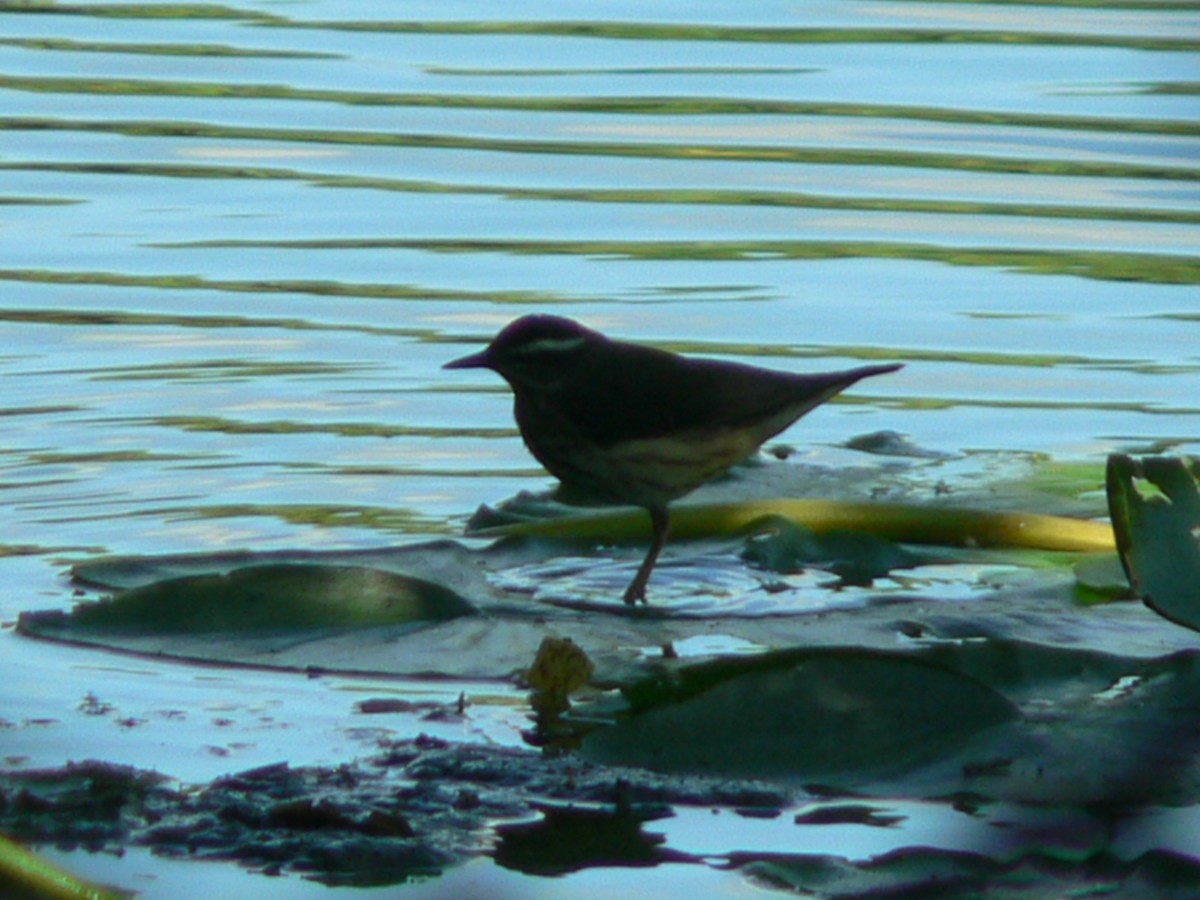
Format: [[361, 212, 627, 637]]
[[1, 0, 1197, 894]]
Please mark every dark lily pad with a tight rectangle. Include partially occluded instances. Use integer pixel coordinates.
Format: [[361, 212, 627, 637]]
[[739, 846, 1200, 899], [1072, 553, 1132, 604], [22, 563, 477, 634], [68, 541, 488, 595], [1107, 454, 1200, 631], [579, 648, 1018, 780], [19, 536, 1200, 681]]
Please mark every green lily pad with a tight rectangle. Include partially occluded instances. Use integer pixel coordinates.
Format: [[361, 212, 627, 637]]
[[23, 563, 477, 634], [579, 648, 1017, 779], [1072, 553, 1132, 605], [1107, 455, 1200, 631]]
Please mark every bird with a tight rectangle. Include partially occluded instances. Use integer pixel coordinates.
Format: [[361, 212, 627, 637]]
[[445, 315, 902, 605]]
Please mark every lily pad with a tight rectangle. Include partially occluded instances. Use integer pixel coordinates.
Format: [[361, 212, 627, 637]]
[[1072, 553, 1132, 604], [1107, 454, 1200, 631], [579, 648, 1018, 779], [18, 536, 1200, 682], [576, 641, 1200, 804], [23, 563, 476, 634], [741, 846, 1200, 899]]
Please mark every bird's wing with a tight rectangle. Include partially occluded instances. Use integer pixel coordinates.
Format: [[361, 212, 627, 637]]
[[564, 344, 896, 446]]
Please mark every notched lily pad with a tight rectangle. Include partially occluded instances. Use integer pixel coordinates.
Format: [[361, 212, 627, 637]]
[[1107, 454, 1200, 631], [578, 648, 1017, 780], [21, 563, 477, 635]]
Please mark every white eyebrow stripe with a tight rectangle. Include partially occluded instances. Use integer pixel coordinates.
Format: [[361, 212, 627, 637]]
[[514, 336, 587, 355]]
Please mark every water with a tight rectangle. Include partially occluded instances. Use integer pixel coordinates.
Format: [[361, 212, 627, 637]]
[[1, 1, 1198, 896]]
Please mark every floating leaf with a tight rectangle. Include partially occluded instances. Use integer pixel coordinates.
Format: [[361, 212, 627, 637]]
[[20, 532, 1199, 680], [579, 649, 1017, 779], [23, 563, 476, 634], [1107, 455, 1200, 631], [1072, 553, 1132, 605], [739, 846, 1200, 899], [68, 542, 489, 595]]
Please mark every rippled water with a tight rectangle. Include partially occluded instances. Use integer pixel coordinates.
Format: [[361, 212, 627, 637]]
[[2, 1, 1198, 896]]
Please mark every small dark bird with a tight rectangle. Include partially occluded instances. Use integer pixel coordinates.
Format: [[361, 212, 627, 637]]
[[445, 315, 901, 605]]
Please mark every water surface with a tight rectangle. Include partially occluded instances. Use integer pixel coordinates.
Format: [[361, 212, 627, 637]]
[[1, 1, 1198, 895]]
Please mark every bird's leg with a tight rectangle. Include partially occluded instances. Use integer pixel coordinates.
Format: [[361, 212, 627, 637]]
[[623, 505, 670, 605]]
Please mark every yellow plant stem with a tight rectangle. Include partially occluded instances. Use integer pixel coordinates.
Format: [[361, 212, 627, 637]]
[[476, 499, 1116, 553], [0, 831, 126, 900]]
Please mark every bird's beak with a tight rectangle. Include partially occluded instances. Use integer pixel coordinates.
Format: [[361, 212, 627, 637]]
[[443, 350, 491, 370]]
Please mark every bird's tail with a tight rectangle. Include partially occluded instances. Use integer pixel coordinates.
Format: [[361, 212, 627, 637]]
[[790, 363, 902, 416]]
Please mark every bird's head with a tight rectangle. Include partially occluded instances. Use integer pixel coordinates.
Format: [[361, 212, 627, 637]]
[[444, 315, 599, 388]]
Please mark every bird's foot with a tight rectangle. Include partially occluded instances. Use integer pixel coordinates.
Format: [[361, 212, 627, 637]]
[[622, 582, 649, 606]]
